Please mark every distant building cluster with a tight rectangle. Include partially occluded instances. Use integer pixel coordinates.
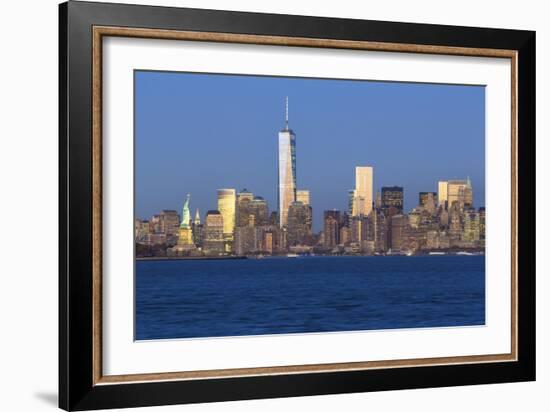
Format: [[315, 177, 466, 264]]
[[136, 99, 485, 257], [318, 176, 485, 256]]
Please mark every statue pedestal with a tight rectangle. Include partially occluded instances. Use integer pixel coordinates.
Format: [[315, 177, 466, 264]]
[[170, 227, 196, 255], [178, 227, 194, 246]]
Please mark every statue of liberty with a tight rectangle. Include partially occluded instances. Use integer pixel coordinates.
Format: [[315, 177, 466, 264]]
[[173, 193, 195, 251], [180, 193, 191, 229]]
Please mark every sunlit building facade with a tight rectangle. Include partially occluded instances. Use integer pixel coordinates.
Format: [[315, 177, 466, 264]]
[[296, 189, 310, 206], [278, 97, 297, 227], [438, 181, 448, 208], [351, 166, 373, 217], [217, 188, 236, 250], [447, 178, 473, 208], [203, 210, 225, 254], [348, 189, 355, 216]]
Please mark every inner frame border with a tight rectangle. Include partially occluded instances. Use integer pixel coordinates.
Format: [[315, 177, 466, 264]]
[[91, 25, 518, 386]]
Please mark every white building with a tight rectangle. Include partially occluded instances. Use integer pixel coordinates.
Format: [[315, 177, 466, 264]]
[[351, 166, 373, 217]]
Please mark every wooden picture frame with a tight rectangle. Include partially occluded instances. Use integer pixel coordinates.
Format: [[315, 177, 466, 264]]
[[59, 1, 535, 410]]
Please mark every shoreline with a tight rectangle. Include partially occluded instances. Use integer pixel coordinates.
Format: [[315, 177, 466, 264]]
[[136, 256, 248, 261], [137, 252, 484, 261]]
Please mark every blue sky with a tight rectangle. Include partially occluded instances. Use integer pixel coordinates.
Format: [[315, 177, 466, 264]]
[[135, 71, 485, 231]]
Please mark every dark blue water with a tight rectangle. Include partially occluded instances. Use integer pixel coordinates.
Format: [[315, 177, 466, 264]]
[[135, 256, 485, 340]]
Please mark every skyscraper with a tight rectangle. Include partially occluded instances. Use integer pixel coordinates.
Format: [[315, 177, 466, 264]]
[[381, 186, 404, 214], [324, 210, 341, 248], [192, 208, 203, 247], [234, 226, 257, 255], [447, 178, 473, 208], [348, 190, 355, 216], [464, 177, 473, 207], [287, 201, 312, 246], [159, 210, 178, 246], [278, 97, 297, 227], [351, 166, 373, 217], [373, 208, 389, 252], [236, 189, 254, 227], [296, 189, 310, 206], [390, 214, 408, 252], [248, 197, 269, 226], [159, 210, 180, 237], [448, 201, 463, 236], [217, 188, 236, 250], [438, 181, 448, 208], [203, 210, 225, 254], [419, 192, 437, 214]]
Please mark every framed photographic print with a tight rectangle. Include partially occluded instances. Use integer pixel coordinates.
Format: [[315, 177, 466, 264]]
[[59, 1, 536, 410]]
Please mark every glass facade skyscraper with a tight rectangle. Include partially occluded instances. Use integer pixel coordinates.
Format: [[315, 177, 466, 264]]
[[381, 186, 404, 213], [278, 97, 297, 227]]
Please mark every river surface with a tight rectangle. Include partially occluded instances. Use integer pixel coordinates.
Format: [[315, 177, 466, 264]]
[[135, 255, 485, 340]]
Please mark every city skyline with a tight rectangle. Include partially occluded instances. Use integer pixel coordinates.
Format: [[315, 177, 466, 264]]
[[135, 71, 485, 232]]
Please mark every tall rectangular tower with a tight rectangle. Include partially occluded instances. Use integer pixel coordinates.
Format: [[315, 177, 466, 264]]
[[381, 186, 404, 213], [278, 97, 297, 227], [352, 166, 373, 217], [217, 188, 236, 251], [438, 181, 448, 208]]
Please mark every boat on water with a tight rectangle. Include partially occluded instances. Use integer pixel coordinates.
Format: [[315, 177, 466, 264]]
[[286, 253, 299, 258]]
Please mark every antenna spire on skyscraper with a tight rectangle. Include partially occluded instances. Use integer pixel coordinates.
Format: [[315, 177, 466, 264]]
[[285, 96, 289, 129]]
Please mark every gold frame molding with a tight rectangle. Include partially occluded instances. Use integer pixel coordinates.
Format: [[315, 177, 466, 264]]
[[92, 26, 518, 386]]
